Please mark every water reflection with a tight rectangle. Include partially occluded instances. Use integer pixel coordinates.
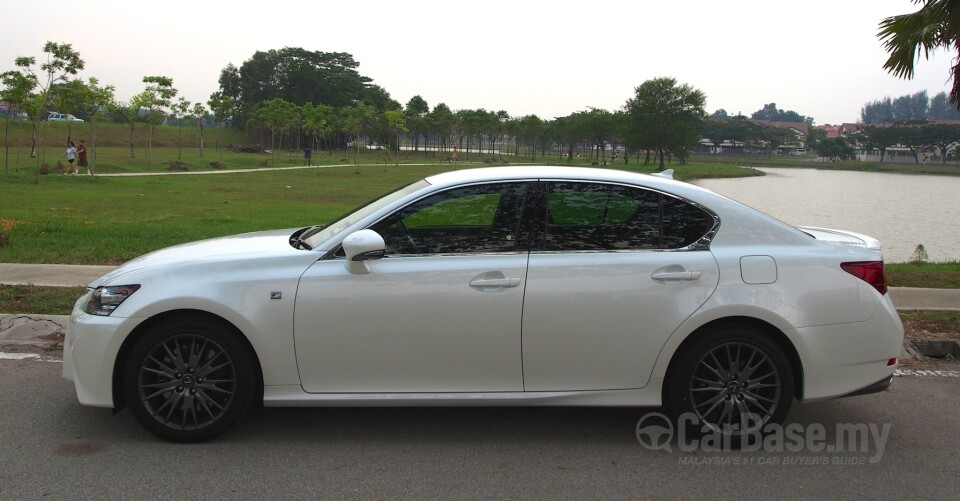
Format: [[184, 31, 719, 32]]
[[693, 168, 960, 263]]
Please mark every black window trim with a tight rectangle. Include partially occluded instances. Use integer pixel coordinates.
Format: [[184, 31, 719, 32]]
[[326, 180, 539, 259], [527, 179, 720, 254]]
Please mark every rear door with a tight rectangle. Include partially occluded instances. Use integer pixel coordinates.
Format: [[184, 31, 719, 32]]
[[521, 181, 720, 391]]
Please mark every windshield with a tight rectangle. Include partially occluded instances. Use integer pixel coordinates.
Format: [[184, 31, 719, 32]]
[[302, 179, 431, 250]]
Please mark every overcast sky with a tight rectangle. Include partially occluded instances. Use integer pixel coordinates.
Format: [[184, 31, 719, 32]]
[[3, 0, 955, 125]]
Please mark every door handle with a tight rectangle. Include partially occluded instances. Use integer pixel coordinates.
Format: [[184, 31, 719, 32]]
[[469, 277, 521, 288], [652, 270, 702, 281]]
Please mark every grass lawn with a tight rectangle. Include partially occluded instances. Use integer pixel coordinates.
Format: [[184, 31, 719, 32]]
[[887, 261, 960, 289], [0, 285, 86, 314], [0, 147, 759, 264]]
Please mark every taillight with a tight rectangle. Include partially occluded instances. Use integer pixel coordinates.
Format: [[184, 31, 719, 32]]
[[841, 261, 887, 295]]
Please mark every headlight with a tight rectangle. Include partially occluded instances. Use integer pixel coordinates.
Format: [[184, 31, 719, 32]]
[[84, 285, 141, 316]]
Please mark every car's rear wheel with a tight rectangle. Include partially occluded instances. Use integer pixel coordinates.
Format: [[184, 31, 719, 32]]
[[123, 316, 255, 442], [666, 325, 794, 439]]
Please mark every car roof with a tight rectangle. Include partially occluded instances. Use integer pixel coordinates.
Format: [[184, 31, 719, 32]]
[[424, 165, 712, 197]]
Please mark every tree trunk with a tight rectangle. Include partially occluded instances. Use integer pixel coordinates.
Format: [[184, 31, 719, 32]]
[[89, 120, 97, 177], [128, 122, 135, 158], [30, 122, 39, 158], [3, 118, 8, 174]]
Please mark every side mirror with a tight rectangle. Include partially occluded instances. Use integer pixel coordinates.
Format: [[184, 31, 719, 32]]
[[342, 229, 385, 274]]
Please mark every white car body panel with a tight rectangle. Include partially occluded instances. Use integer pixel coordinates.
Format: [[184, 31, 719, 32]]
[[294, 254, 527, 393], [63, 166, 902, 417], [522, 250, 718, 391]]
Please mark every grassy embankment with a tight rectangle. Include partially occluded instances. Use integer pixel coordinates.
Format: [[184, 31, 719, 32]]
[[688, 152, 960, 176]]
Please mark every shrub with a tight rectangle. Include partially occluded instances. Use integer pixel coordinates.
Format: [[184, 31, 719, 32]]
[[912, 244, 929, 264]]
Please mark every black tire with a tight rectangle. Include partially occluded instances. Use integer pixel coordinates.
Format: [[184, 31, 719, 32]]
[[123, 316, 256, 443], [665, 324, 794, 440]]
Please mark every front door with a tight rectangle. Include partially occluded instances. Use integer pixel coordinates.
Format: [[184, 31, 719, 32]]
[[293, 182, 532, 393]]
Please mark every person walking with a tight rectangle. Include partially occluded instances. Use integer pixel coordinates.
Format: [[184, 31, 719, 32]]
[[77, 139, 90, 175], [304, 145, 312, 166], [65, 141, 77, 175]]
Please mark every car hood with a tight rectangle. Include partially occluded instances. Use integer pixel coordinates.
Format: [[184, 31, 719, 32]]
[[90, 228, 301, 287]]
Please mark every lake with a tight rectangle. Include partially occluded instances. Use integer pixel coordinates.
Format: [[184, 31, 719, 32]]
[[693, 168, 960, 263]]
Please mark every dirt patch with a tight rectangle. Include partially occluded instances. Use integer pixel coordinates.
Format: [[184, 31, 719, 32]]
[[53, 442, 107, 457], [901, 311, 960, 340]]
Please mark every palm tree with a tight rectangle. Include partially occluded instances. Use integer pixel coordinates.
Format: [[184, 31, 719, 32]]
[[879, 0, 960, 109]]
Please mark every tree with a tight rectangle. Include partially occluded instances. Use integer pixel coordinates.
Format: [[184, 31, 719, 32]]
[[927, 90, 960, 118], [860, 97, 894, 124], [139, 76, 177, 168], [428, 103, 455, 154], [405, 95, 429, 153], [222, 48, 371, 126], [1, 41, 84, 181], [192, 102, 207, 158], [302, 102, 333, 156], [892, 91, 929, 121], [701, 117, 758, 152], [923, 122, 960, 162], [750, 103, 807, 122], [384, 108, 407, 166], [248, 97, 298, 165], [813, 137, 856, 160], [72, 77, 114, 176], [172, 97, 191, 161], [1, 70, 34, 173], [858, 125, 900, 162], [341, 101, 374, 171], [569, 108, 616, 164], [624, 77, 706, 169], [806, 127, 828, 151], [879, 0, 960, 109], [207, 92, 234, 161], [709, 109, 731, 120]]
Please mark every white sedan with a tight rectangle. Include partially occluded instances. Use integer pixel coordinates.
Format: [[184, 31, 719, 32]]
[[63, 166, 903, 442]]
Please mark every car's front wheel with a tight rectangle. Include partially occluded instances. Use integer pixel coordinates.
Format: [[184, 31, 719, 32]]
[[665, 325, 795, 439], [123, 316, 256, 442]]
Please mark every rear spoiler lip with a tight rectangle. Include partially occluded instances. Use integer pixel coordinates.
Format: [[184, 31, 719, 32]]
[[797, 226, 883, 253]]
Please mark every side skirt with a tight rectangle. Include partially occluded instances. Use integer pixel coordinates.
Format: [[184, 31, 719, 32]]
[[263, 381, 664, 407]]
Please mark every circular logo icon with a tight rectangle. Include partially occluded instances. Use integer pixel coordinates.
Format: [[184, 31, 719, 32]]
[[635, 412, 674, 452]]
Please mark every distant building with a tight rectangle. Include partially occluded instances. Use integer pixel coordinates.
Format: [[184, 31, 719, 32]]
[[0, 101, 27, 119], [750, 119, 809, 137]]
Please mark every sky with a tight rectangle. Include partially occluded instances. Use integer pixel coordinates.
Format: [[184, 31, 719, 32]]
[[3, 0, 956, 125]]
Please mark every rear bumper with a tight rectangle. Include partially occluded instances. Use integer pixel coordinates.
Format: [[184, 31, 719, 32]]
[[795, 294, 903, 401], [841, 375, 893, 398]]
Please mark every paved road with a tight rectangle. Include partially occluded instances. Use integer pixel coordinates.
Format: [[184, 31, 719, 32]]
[[1, 354, 958, 499]]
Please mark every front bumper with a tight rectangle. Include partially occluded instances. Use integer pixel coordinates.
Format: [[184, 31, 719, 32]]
[[63, 293, 142, 407]]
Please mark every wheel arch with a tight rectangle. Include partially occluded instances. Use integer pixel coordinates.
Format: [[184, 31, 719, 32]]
[[111, 309, 265, 410], [661, 316, 804, 401]]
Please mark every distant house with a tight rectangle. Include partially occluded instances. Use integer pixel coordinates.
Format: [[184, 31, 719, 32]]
[[838, 123, 860, 137], [751, 119, 809, 153], [0, 101, 27, 119], [750, 119, 809, 138], [814, 125, 840, 138]]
